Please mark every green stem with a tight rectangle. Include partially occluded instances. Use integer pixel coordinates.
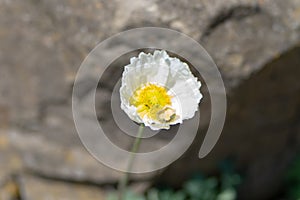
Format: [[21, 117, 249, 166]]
[[118, 124, 145, 200]]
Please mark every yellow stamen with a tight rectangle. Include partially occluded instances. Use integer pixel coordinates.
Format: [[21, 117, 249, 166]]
[[130, 83, 176, 122]]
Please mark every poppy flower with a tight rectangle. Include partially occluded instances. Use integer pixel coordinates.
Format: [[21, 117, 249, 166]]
[[120, 50, 202, 130]]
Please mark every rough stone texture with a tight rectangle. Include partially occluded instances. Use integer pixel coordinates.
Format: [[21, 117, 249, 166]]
[[0, 0, 300, 199], [0, 178, 20, 200], [19, 175, 105, 200], [0, 130, 23, 200], [8, 129, 122, 184], [0, 132, 21, 178]]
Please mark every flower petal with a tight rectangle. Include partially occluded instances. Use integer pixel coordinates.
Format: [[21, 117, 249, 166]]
[[120, 50, 202, 130]]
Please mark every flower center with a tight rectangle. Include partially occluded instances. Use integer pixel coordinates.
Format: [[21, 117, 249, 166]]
[[130, 83, 177, 122]]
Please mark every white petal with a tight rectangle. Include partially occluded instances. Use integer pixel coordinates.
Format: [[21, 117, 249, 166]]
[[169, 78, 202, 120], [120, 50, 202, 129], [142, 116, 171, 131]]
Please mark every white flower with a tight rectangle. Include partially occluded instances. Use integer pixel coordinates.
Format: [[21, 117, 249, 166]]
[[120, 50, 202, 130]]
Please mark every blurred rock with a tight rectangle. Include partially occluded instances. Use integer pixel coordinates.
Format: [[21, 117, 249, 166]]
[[203, 11, 292, 87], [7, 129, 155, 184], [0, 178, 20, 200], [8, 129, 121, 183], [228, 45, 300, 200], [0, 130, 22, 184], [19, 175, 105, 200], [160, 33, 300, 200], [0, 0, 300, 199], [0, 130, 22, 200]]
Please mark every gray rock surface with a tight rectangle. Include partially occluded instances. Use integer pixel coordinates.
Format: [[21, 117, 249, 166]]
[[0, 178, 20, 200], [19, 175, 105, 200], [0, 0, 300, 199]]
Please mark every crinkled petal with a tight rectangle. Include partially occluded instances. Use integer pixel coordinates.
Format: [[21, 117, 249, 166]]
[[120, 50, 202, 130]]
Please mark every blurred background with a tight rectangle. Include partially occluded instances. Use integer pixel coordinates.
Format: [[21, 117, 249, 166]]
[[0, 0, 300, 199]]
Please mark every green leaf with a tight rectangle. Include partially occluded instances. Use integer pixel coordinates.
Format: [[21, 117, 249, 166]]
[[147, 189, 160, 200], [221, 173, 241, 190], [158, 190, 173, 200], [171, 191, 186, 200], [106, 190, 146, 200], [183, 178, 218, 200], [217, 188, 237, 200]]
